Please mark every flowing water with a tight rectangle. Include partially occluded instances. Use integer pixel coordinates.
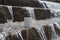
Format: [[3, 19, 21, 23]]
[[34, 23, 47, 40], [49, 24, 58, 40], [0, 1, 60, 40], [22, 7, 35, 19], [6, 6, 13, 21], [38, 1, 60, 17]]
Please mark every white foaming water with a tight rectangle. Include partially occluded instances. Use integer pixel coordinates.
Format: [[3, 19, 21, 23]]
[[0, 3, 60, 40], [37, 1, 60, 17], [36, 26, 47, 40], [0, 21, 24, 40], [22, 7, 35, 19], [43, 1, 60, 10], [6, 6, 13, 21], [34, 17, 60, 40], [43, 1, 60, 16], [37, 0, 47, 8], [0, 17, 60, 40], [0, 33, 5, 40], [24, 17, 35, 28]]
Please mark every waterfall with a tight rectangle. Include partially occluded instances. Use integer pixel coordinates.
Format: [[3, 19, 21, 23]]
[[34, 23, 47, 40], [22, 7, 35, 19], [0, 1, 60, 40], [49, 24, 58, 40], [38, 26, 47, 40], [17, 31, 23, 40], [42, 1, 60, 17], [12, 31, 23, 40], [38, 0, 47, 8], [37, 1, 60, 17], [6, 6, 13, 21]]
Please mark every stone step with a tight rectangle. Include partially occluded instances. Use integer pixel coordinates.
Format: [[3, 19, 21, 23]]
[[0, 6, 53, 23], [0, 0, 44, 8]]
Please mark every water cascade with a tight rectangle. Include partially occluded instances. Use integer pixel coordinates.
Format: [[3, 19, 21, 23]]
[[38, 1, 60, 17], [34, 22, 47, 40], [53, 23, 60, 36], [0, 0, 60, 40], [48, 24, 58, 40], [6, 6, 13, 21], [22, 7, 35, 19], [38, 0, 47, 8]]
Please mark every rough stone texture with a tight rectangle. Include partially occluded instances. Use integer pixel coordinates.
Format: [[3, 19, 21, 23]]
[[28, 28, 41, 40], [45, 0, 60, 3], [53, 23, 60, 36], [0, 0, 60, 5], [21, 28, 41, 40], [0, 6, 11, 23], [56, 0, 60, 3], [13, 7, 29, 22], [3, 0, 44, 8], [21, 30, 27, 40], [0, 0, 4, 4], [6, 33, 22, 40], [43, 25, 52, 40], [34, 9, 51, 20]]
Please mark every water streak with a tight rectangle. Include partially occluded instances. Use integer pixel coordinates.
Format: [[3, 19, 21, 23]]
[[6, 6, 13, 21], [22, 7, 35, 19], [49, 24, 58, 40]]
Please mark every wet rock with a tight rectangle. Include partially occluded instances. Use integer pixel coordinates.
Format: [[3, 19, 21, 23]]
[[0, 0, 4, 4], [43, 25, 52, 40], [29, 0, 44, 8], [45, 0, 60, 3], [6, 32, 22, 40], [53, 23, 60, 36], [56, 0, 60, 3], [21, 30, 27, 40], [21, 28, 41, 40], [3, 0, 43, 7], [13, 7, 29, 22], [0, 12, 6, 23], [34, 9, 51, 20], [28, 28, 41, 40], [0, 6, 11, 23], [0, 7, 7, 23]]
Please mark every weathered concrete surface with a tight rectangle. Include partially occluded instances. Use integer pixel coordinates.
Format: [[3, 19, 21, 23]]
[[13, 7, 29, 22], [0, 6, 11, 23], [3, 0, 44, 7], [21, 28, 41, 40], [34, 9, 51, 20]]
